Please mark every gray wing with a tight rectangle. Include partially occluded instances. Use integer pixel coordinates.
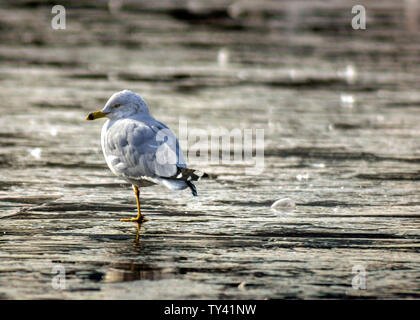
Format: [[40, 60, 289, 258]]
[[102, 117, 186, 182]]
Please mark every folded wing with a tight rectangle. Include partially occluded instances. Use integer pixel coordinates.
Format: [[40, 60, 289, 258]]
[[102, 117, 186, 183]]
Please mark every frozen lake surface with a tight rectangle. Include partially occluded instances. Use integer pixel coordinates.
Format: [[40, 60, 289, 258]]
[[0, 0, 419, 299]]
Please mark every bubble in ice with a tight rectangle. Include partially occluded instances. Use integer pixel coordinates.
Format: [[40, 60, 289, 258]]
[[238, 282, 247, 291], [271, 198, 296, 211], [345, 65, 356, 82], [218, 48, 229, 67], [296, 173, 309, 181], [340, 94, 354, 108], [29, 148, 42, 159], [311, 163, 325, 168], [338, 65, 357, 84], [288, 69, 297, 80], [49, 128, 58, 136]]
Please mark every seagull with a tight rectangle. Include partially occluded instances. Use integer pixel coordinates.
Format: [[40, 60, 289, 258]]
[[86, 90, 201, 223]]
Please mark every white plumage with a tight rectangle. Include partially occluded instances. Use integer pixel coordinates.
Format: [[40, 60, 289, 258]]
[[90, 90, 199, 195]]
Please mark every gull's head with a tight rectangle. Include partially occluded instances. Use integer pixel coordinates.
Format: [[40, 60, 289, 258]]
[[86, 90, 149, 121]]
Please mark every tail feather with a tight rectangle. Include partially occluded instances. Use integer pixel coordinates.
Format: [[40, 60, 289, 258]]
[[160, 166, 203, 196], [186, 181, 197, 196], [168, 167, 204, 182]]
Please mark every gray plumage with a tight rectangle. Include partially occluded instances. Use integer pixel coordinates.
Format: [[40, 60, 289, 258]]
[[99, 90, 200, 195]]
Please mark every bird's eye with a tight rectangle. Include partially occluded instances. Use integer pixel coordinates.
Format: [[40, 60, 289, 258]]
[[114, 104, 121, 108]]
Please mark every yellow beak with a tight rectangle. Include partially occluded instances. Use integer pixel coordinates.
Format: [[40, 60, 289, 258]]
[[86, 110, 108, 121]]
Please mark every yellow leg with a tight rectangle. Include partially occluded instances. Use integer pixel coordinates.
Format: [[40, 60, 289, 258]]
[[121, 185, 147, 223]]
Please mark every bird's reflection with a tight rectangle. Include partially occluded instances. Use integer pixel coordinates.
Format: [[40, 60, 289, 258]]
[[103, 261, 173, 283], [134, 222, 142, 244], [132, 216, 150, 245]]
